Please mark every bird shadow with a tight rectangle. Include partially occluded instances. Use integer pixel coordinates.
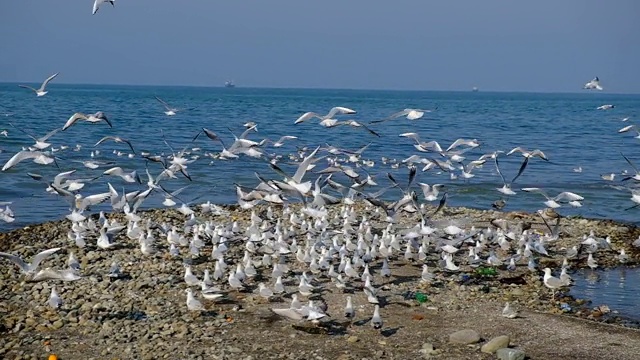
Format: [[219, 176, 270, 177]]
[[353, 318, 371, 327], [380, 326, 402, 337]]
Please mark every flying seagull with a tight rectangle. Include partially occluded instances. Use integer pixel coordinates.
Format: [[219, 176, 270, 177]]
[[63, 112, 112, 131], [370, 108, 436, 124], [583, 77, 603, 91], [18, 73, 59, 97]]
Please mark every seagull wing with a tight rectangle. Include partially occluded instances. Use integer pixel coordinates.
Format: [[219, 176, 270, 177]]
[[53, 170, 77, 186], [326, 106, 356, 118], [155, 96, 172, 111], [8, 123, 38, 141], [370, 109, 408, 124], [62, 113, 87, 131], [493, 152, 508, 185], [294, 112, 319, 124], [621, 153, 640, 174], [511, 157, 529, 184], [2, 150, 41, 171], [92, 0, 104, 14], [18, 85, 38, 93], [39, 127, 61, 142], [39, 73, 59, 91], [554, 192, 584, 202], [521, 187, 551, 201], [81, 192, 112, 210], [0, 252, 29, 272], [94, 135, 116, 147], [239, 124, 258, 139], [292, 146, 320, 183], [30, 248, 62, 270]]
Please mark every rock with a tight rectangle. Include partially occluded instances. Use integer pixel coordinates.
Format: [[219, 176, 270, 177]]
[[448, 329, 480, 344], [481, 335, 509, 353], [420, 342, 435, 356], [510, 288, 524, 296], [496, 348, 525, 360], [51, 319, 64, 330], [347, 336, 359, 343]]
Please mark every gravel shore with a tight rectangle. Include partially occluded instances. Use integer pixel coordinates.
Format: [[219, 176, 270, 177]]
[[1, 203, 639, 360]]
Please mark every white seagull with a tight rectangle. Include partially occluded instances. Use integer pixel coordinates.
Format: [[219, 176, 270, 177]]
[[521, 188, 584, 208], [583, 77, 603, 91], [18, 73, 59, 97], [294, 106, 356, 124], [0, 248, 61, 275], [370, 108, 435, 124], [63, 112, 112, 131]]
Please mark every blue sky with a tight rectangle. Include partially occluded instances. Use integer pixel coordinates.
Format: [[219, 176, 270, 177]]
[[0, 1, 638, 92]]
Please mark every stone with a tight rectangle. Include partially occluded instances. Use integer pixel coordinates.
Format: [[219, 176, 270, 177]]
[[420, 342, 435, 356], [481, 335, 509, 353], [496, 348, 525, 360], [347, 336, 359, 343], [448, 329, 480, 344]]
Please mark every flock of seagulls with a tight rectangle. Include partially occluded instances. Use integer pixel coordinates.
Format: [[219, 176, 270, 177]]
[[1, 64, 637, 338]]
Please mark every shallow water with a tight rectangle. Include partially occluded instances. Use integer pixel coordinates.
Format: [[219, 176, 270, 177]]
[[0, 84, 640, 232], [570, 267, 640, 322]]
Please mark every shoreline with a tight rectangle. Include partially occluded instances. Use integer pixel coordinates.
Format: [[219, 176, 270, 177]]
[[1, 202, 640, 359]]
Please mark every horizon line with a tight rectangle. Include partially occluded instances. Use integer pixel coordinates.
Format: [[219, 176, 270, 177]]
[[0, 81, 638, 96]]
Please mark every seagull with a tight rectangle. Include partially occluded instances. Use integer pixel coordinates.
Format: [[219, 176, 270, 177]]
[[583, 77, 603, 91], [597, 104, 614, 110], [103, 167, 140, 183], [48, 287, 63, 309], [155, 96, 198, 116], [418, 183, 444, 201], [63, 112, 112, 131], [185, 289, 205, 311], [272, 135, 298, 148], [370, 108, 435, 124], [31, 268, 82, 282], [618, 125, 640, 139], [2, 150, 56, 171], [494, 151, 528, 195], [325, 120, 380, 137], [344, 296, 355, 318], [543, 267, 565, 299], [371, 304, 383, 329], [506, 147, 548, 161], [8, 123, 60, 150], [18, 73, 59, 97], [501, 302, 518, 319], [294, 106, 356, 124], [0, 248, 61, 275], [95, 136, 136, 154], [93, 0, 115, 15], [521, 188, 584, 208], [155, 96, 180, 116]]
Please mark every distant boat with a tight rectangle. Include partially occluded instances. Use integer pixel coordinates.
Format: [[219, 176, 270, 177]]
[[472, 87, 479, 92], [224, 80, 236, 88]]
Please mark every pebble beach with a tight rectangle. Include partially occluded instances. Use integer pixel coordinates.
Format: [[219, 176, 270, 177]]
[[2, 202, 640, 360]]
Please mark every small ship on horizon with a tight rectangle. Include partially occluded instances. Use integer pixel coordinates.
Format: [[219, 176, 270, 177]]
[[224, 80, 236, 88]]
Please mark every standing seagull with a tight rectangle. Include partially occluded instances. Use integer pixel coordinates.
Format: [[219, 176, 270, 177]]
[[583, 77, 603, 91], [93, 0, 115, 15], [18, 73, 59, 97]]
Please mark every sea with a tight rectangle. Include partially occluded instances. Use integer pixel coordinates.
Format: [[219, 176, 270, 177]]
[[0, 83, 639, 232]]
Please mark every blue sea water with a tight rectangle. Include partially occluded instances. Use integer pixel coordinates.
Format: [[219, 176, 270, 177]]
[[0, 83, 639, 231]]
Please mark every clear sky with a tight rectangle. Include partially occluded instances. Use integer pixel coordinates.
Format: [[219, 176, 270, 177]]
[[0, 1, 638, 93]]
